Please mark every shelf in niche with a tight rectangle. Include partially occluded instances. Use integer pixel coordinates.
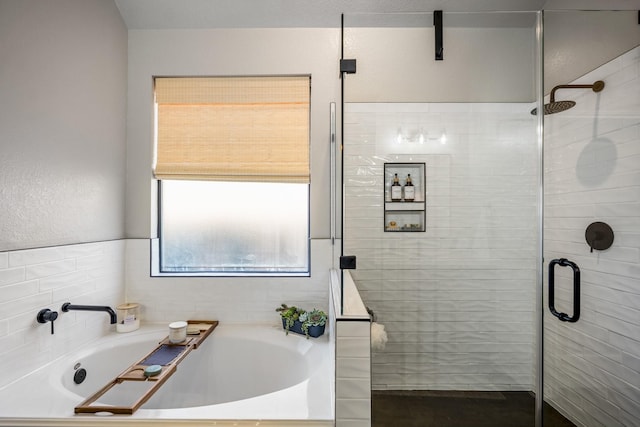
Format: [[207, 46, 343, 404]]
[[385, 202, 425, 211], [384, 162, 426, 232]]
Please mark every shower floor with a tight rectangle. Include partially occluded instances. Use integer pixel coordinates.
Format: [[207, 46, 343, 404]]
[[372, 390, 577, 427]]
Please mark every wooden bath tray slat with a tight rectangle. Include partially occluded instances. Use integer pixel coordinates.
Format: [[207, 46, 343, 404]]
[[74, 320, 218, 415]]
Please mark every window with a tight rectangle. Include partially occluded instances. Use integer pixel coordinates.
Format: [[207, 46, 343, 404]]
[[153, 76, 311, 276]]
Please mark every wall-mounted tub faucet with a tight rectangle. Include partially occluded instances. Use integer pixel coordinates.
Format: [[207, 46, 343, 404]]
[[61, 302, 117, 324]]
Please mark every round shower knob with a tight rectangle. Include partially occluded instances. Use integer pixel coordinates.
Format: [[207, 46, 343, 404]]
[[585, 222, 614, 252]]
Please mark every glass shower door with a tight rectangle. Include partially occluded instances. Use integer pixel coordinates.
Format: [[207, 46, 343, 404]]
[[542, 10, 640, 427], [341, 11, 541, 427]]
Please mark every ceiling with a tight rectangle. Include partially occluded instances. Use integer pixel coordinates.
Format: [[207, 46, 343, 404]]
[[114, 0, 640, 29]]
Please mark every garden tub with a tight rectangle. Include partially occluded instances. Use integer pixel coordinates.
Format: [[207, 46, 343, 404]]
[[0, 324, 334, 426]]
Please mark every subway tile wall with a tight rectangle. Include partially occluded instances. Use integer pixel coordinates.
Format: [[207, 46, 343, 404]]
[[0, 240, 125, 389], [331, 270, 371, 427], [125, 239, 332, 324], [343, 102, 539, 390], [543, 46, 640, 427]]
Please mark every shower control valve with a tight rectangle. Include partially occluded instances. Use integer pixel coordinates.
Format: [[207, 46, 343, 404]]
[[37, 308, 58, 335]]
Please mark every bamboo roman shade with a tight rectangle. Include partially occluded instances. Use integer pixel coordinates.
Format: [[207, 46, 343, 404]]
[[154, 76, 310, 183]]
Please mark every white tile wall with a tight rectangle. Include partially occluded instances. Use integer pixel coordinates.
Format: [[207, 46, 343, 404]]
[[332, 270, 372, 427], [125, 238, 332, 324], [543, 46, 640, 427], [0, 240, 125, 389], [343, 102, 539, 391]]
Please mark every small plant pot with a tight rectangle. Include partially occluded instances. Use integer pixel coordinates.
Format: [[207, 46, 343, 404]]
[[281, 318, 325, 338]]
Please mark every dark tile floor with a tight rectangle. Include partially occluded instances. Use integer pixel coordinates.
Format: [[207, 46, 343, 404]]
[[372, 390, 577, 427]]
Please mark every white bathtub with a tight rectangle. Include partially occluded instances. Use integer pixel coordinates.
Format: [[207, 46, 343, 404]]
[[0, 324, 334, 426]]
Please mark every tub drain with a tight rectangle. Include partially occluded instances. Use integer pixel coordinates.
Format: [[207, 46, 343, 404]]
[[74, 368, 87, 384]]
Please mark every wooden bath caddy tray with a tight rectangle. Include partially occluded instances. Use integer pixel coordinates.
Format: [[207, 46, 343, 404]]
[[74, 320, 218, 415]]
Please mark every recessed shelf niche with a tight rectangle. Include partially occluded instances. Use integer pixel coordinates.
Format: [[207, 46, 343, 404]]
[[384, 162, 426, 232]]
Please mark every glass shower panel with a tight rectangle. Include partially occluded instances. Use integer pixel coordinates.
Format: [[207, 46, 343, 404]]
[[342, 12, 540, 426], [542, 10, 640, 427]]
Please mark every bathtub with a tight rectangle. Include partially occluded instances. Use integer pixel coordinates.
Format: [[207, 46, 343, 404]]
[[0, 324, 334, 426]]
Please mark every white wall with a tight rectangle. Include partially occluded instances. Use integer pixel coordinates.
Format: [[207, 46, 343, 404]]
[[0, 0, 128, 252], [543, 45, 640, 427], [543, 10, 640, 95], [124, 28, 341, 322], [343, 103, 539, 390], [343, 23, 537, 103], [0, 0, 127, 392], [125, 28, 340, 239]]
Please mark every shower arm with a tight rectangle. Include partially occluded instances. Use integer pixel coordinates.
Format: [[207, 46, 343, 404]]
[[549, 81, 605, 103]]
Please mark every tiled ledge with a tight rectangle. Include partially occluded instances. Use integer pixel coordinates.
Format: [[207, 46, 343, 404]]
[[330, 269, 371, 427]]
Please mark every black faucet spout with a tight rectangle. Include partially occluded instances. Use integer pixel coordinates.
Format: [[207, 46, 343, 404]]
[[61, 302, 117, 324]]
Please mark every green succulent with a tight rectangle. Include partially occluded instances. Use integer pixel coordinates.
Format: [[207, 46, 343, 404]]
[[305, 309, 327, 326], [276, 303, 306, 334], [277, 304, 327, 338]]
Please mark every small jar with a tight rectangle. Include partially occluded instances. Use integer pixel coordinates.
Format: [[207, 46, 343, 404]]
[[116, 303, 140, 333], [169, 321, 188, 343]]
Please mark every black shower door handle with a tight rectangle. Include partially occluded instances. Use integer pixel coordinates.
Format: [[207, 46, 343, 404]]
[[548, 258, 580, 323]]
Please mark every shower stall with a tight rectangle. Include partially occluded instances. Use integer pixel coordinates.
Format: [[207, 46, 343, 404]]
[[339, 9, 640, 427]]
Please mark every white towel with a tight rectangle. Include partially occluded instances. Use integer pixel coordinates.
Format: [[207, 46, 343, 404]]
[[371, 321, 388, 351]]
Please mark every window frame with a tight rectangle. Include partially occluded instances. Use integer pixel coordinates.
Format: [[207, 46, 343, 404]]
[[150, 75, 312, 278], [153, 180, 311, 278]]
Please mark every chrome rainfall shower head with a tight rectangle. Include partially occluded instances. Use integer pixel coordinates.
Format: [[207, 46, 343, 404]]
[[531, 80, 605, 115]]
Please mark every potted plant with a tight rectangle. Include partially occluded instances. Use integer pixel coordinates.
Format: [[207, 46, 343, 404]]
[[276, 304, 327, 338], [299, 308, 327, 338]]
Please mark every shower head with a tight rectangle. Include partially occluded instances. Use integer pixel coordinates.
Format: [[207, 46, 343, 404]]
[[538, 100, 576, 115], [531, 80, 605, 115]]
